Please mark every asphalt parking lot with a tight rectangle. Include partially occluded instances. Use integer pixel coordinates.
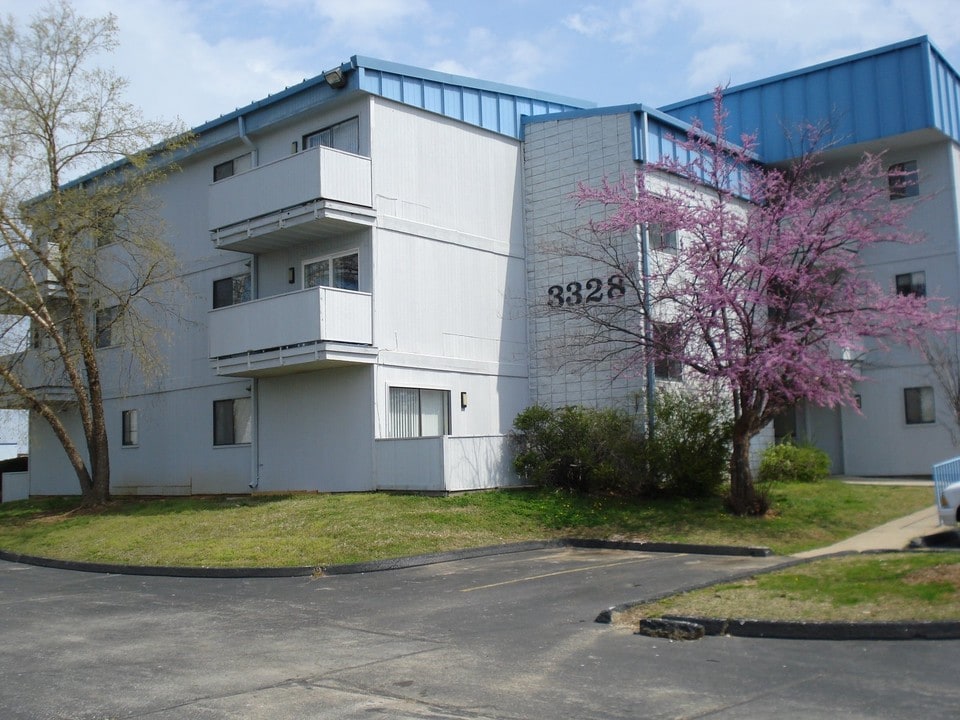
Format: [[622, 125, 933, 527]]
[[2, 547, 959, 719]]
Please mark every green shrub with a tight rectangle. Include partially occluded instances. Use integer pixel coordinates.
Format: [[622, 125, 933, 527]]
[[758, 442, 831, 484], [645, 388, 731, 499], [511, 390, 731, 499], [510, 405, 644, 495]]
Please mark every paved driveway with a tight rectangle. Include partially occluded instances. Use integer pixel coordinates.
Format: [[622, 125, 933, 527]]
[[1, 547, 958, 719]]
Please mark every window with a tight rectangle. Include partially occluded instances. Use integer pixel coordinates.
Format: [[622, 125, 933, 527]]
[[652, 322, 683, 381], [213, 153, 252, 182], [303, 117, 360, 155], [93, 206, 117, 247], [389, 388, 450, 438], [122, 410, 139, 447], [895, 271, 926, 298], [650, 224, 678, 253], [213, 273, 251, 309], [888, 161, 919, 200], [95, 306, 119, 349], [213, 398, 252, 446], [904, 386, 935, 425], [303, 251, 358, 291]]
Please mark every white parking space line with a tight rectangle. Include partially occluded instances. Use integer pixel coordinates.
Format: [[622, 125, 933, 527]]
[[459, 555, 680, 593]]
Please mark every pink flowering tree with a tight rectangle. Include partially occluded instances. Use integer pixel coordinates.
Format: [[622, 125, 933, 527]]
[[569, 92, 947, 514]]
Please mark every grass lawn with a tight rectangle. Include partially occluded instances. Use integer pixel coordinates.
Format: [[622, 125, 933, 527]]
[[618, 552, 960, 624], [0, 480, 934, 567]]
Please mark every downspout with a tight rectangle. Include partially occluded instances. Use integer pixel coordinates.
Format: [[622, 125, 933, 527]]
[[638, 111, 656, 436], [249, 378, 261, 490], [239, 112, 260, 490], [237, 114, 258, 167]]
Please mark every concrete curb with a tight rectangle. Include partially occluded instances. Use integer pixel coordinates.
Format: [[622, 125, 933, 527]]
[[654, 615, 960, 640], [0, 538, 772, 579], [0, 549, 317, 578]]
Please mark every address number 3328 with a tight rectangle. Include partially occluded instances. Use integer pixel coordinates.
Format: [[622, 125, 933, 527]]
[[547, 275, 626, 307]]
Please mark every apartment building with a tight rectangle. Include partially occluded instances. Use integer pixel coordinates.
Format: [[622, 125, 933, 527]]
[[13, 37, 960, 498]]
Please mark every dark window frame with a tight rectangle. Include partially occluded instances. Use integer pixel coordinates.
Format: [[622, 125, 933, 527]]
[[895, 271, 926, 298], [904, 386, 935, 425], [213, 397, 252, 446], [888, 160, 919, 200], [122, 409, 139, 447], [213, 273, 252, 309], [302, 116, 360, 155]]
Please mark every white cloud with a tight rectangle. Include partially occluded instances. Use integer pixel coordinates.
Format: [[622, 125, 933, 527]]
[[687, 43, 753, 92], [309, 0, 431, 29]]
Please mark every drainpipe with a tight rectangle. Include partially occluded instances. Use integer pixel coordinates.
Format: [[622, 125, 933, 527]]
[[638, 110, 656, 436], [238, 114, 258, 167], [249, 378, 261, 490]]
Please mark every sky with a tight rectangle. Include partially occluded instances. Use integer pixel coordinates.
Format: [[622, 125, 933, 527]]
[[1, 0, 959, 133]]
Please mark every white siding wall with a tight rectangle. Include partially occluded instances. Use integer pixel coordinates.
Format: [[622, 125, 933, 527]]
[[806, 136, 960, 475], [257, 367, 375, 492], [368, 99, 530, 451]]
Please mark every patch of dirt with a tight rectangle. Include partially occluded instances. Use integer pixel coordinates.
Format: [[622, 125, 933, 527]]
[[904, 563, 960, 591]]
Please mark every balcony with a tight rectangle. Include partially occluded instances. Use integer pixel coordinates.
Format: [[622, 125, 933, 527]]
[[0, 253, 82, 315], [208, 286, 376, 377], [0, 351, 74, 408], [209, 145, 376, 254]]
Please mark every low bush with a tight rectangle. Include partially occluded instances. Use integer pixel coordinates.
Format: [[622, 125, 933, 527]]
[[758, 441, 831, 484], [511, 390, 731, 499], [510, 405, 644, 495]]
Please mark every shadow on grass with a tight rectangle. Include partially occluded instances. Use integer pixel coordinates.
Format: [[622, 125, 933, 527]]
[[0, 494, 292, 523]]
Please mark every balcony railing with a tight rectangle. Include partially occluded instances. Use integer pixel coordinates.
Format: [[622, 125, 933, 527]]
[[209, 146, 376, 253], [208, 286, 376, 377], [0, 350, 74, 408]]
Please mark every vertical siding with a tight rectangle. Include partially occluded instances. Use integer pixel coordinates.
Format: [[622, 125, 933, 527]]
[[357, 64, 589, 140], [662, 38, 960, 163]]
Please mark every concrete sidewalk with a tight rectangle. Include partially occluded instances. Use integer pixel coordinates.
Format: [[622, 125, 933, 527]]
[[794, 504, 943, 558]]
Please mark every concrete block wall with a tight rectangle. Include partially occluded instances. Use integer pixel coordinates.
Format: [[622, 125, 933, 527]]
[[522, 111, 646, 412]]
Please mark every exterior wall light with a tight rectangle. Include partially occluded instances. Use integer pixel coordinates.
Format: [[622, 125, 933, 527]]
[[460, 392, 468, 409], [288, 267, 295, 284], [324, 67, 347, 89]]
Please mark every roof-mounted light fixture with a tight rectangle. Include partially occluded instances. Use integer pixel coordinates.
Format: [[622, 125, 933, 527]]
[[324, 66, 347, 89]]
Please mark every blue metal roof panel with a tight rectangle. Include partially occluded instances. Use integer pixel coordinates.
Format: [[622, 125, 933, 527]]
[[661, 37, 960, 163], [353, 56, 593, 139]]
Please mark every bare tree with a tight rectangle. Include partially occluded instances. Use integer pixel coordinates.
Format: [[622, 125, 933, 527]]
[[0, 1, 188, 506], [922, 319, 960, 444]]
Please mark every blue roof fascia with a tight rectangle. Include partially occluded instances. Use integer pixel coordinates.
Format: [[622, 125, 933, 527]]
[[350, 56, 593, 111], [352, 55, 594, 139], [660, 36, 960, 163]]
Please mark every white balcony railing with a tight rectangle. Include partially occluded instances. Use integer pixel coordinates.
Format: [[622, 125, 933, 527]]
[[209, 146, 375, 252], [208, 286, 375, 376]]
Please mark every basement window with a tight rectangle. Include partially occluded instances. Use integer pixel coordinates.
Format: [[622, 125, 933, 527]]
[[213, 398, 252, 446], [122, 409, 139, 447], [389, 388, 450, 438]]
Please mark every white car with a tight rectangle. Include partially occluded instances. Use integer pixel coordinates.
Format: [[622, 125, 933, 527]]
[[938, 481, 960, 525]]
